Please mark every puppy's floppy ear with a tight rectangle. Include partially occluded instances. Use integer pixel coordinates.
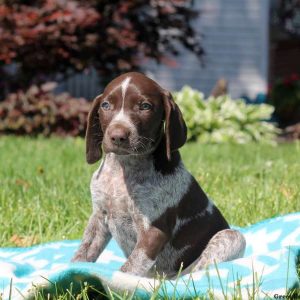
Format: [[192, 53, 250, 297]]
[[86, 94, 103, 164], [163, 90, 187, 161]]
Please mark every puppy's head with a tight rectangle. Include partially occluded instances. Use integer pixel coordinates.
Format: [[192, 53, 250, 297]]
[[86, 72, 187, 164]]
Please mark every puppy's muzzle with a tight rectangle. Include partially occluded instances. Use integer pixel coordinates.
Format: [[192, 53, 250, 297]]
[[107, 124, 131, 147]]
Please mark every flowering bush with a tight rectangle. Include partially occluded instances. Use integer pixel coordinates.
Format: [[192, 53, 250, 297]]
[[174, 86, 278, 143], [267, 73, 300, 127], [0, 83, 90, 136]]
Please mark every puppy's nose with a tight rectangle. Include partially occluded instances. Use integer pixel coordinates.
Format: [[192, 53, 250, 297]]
[[110, 127, 130, 146]]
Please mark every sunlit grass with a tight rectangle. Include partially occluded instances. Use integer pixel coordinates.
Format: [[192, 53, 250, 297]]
[[0, 136, 299, 247]]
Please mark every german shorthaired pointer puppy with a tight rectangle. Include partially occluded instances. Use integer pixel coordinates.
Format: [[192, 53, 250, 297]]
[[72, 72, 246, 278]]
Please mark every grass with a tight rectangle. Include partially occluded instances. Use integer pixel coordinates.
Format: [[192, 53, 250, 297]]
[[0, 136, 300, 298], [1, 136, 299, 246]]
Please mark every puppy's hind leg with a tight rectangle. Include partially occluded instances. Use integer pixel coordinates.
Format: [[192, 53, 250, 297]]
[[181, 229, 246, 276]]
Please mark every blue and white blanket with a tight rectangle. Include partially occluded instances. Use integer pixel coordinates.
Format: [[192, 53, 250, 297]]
[[1, 212, 300, 299]]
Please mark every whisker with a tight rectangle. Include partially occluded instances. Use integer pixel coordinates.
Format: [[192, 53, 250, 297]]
[[138, 136, 155, 143]]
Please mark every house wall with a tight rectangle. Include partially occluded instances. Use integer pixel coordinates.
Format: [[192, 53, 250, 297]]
[[57, 0, 270, 99], [147, 0, 270, 99]]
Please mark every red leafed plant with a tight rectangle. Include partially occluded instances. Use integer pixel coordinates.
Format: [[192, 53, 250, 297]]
[[0, 0, 203, 98], [0, 0, 100, 96], [0, 82, 91, 136]]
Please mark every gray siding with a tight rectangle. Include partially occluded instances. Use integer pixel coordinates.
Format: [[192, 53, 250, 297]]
[[57, 0, 270, 99], [147, 0, 270, 98], [56, 68, 101, 100]]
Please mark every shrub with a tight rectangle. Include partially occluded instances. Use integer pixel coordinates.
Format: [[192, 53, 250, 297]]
[[0, 0, 203, 97], [0, 83, 90, 136], [174, 86, 278, 143], [1, 84, 278, 142], [267, 73, 300, 127]]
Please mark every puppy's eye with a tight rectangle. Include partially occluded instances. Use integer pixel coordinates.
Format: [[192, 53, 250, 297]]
[[101, 101, 111, 110], [139, 102, 153, 111]]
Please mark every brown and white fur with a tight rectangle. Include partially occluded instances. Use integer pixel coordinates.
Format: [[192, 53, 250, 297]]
[[72, 72, 246, 278]]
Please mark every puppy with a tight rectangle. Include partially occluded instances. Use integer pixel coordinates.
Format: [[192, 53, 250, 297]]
[[72, 72, 246, 278]]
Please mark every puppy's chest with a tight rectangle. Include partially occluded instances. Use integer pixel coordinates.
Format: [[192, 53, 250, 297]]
[[91, 160, 159, 255], [90, 157, 191, 257], [91, 160, 157, 228], [91, 158, 190, 220]]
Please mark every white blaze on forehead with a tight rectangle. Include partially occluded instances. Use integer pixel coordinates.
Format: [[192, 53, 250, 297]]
[[121, 77, 131, 106], [112, 76, 132, 123]]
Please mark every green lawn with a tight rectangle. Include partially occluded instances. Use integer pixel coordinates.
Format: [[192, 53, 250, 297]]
[[0, 136, 299, 247]]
